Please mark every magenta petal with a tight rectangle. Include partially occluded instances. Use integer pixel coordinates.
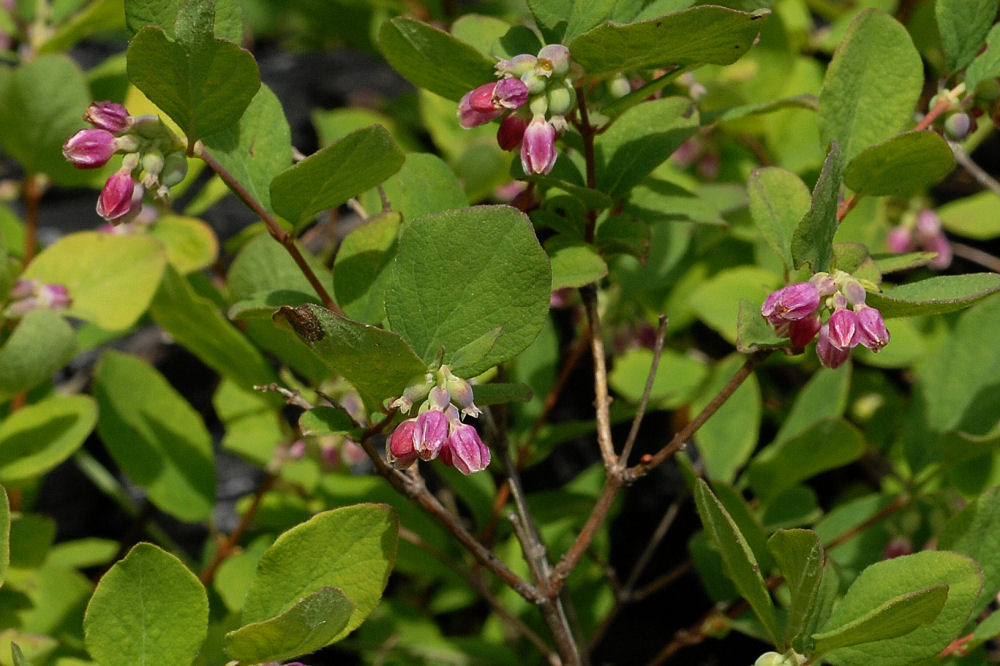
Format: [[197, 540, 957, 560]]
[[520, 118, 557, 175], [446, 424, 490, 475], [63, 129, 116, 169], [96, 171, 137, 222]]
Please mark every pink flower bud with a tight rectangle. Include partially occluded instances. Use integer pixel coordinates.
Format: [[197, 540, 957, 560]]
[[816, 324, 851, 369], [63, 129, 117, 169], [497, 113, 529, 150], [84, 101, 131, 133], [414, 409, 449, 461], [427, 385, 451, 411], [38, 283, 71, 310], [828, 308, 860, 350], [458, 83, 504, 128], [855, 306, 890, 352], [923, 230, 953, 269], [521, 117, 557, 175], [495, 54, 537, 78], [96, 170, 138, 223], [914, 209, 942, 238], [788, 312, 821, 348], [761, 282, 820, 325], [537, 44, 571, 76], [443, 423, 490, 475], [843, 280, 867, 306], [494, 77, 529, 109], [886, 226, 915, 254], [388, 419, 419, 468]]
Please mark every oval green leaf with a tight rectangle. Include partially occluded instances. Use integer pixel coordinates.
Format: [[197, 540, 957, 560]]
[[84, 543, 208, 666], [844, 131, 954, 198], [241, 504, 398, 645], [0, 309, 76, 403], [0, 395, 97, 483], [23, 232, 168, 331], [867, 273, 1000, 318], [385, 205, 552, 377], [225, 586, 354, 663], [94, 351, 216, 522], [748, 167, 811, 272]]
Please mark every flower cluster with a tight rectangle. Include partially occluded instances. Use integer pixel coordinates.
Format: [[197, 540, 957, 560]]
[[386, 365, 490, 475], [62, 102, 188, 224], [4, 278, 71, 318], [886, 209, 952, 270], [762, 271, 890, 369], [458, 44, 576, 175]]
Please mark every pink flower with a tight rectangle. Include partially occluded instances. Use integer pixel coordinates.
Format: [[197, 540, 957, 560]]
[[497, 113, 529, 150], [493, 77, 529, 110], [827, 309, 861, 350], [761, 282, 820, 325], [96, 171, 140, 223], [63, 129, 117, 169], [856, 306, 890, 352], [816, 324, 851, 369], [414, 409, 449, 461], [458, 83, 504, 128], [388, 419, 419, 469], [788, 312, 822, 348], [520, 117, 557, 175], [442, 423, 490, 475], [84, 101, 131, 133]]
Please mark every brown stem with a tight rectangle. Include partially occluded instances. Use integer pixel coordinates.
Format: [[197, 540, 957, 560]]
[[196, 145, 341, 314], [619, 315, 669, 466], [625, 351, 772, 481], [951, 242, 1000, 273], [23, 173, 41, 265], [581, 286, 617, 468], [397, 526, 559, 663], [575, 86, 599, 243], [549, 474, 623, 595], [199, 472, 277, 584]]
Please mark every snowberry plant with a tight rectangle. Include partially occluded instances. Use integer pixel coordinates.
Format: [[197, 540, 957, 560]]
[[2, 0, 1000, 664]]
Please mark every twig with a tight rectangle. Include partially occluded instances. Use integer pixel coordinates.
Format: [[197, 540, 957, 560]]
[[951, 142, 1000, 197], [625, 351, 772, 480], [951, 242, 1000, 273], [254, 382, 316, 411], [619, 315, 669, 466], [199, 472, 277, 584], [581, 286, 617, 468], [195, 145, 341, 314], [23, 173, 41, 264], [397, 526, 558, 663]]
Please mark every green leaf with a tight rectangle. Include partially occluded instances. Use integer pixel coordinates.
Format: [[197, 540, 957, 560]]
[[0, 309, 76, 403], [227, 232, 330, 303], [384, 206, 551, 377], [563, 0, 617, 44], [867, 273, 1000, 318], [23, 232, 168, 331], [818, 551, 983, 665], [594, 97, 699, 199], [938, 485, 1000, 615], [84, 543, 208, 666], [0, 396, 97, 483], [813, 585, 948, 656], [94, 351, 216, 522], [150, 265, 278, 388], [768, 529, 824, 647], [936, 0, 999, 72], [125, 0, 243, 42], [376, 153, 468, 222], [202, 84, 292, 217], [547, 239, 608, 289], [213, 380, 284, 466], [966, 23, 1000, 93], [844, 131, 954, 197], [689, 266, 782, 344], [871, 251, 939, 274], [526, 0, 571, 42], [241, 504, 398, 645], [470, 381, 533, 406], [299, 406, 357, 436], [937, 191, 1000, 240], [703, 93, 819, 124], [747, 418, 865, 501], [608, 347, 708, 407], [334, 212, 400, 323], [39, 0, 127, 55], [736, 298, 789, 352], [792, 143, 843, 272], [818, 10, 922, 163], [273, 304, 428, 408], [148, 214, 219, 274], [0, 54, 92, 186], [0, 485, 8, 588], [378, 17, 496, 101], [127, 24, 259, 143], [450, 14, 513, 59], [225, 586, 354, 663], [270, 125, 404, 229], [568, 6, 769, 75], [693, 479, 781, 645], [748, 167, 811, 271], [692, 354, 761, 483]]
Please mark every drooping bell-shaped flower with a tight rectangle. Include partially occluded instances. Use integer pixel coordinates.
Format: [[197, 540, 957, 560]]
[[856, 306, 890, 352], [458, 83, 505, 128], [84, 101, 131, 133], [497, 113, 529, 150], [816, 324, 851, 369], [96, 170, 138, 223], [414, 409, 449, 461], [827, 308, 861, 350], [388, 419, 419, 469], [788, 312, 822, 348], [521, 117, 557, 175], [443, 423, 491, 475], [62, 129, 117, 169], [760, 282, 820, 325], [494, 77, 529, 110]]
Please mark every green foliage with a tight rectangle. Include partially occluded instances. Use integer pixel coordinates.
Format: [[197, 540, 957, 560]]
[[935, 0, 1000, 72], [843, 131, 955, 197], [84, 543, 208, 666], [0, 310, 76, 402], [0, 396, 96, 483]]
